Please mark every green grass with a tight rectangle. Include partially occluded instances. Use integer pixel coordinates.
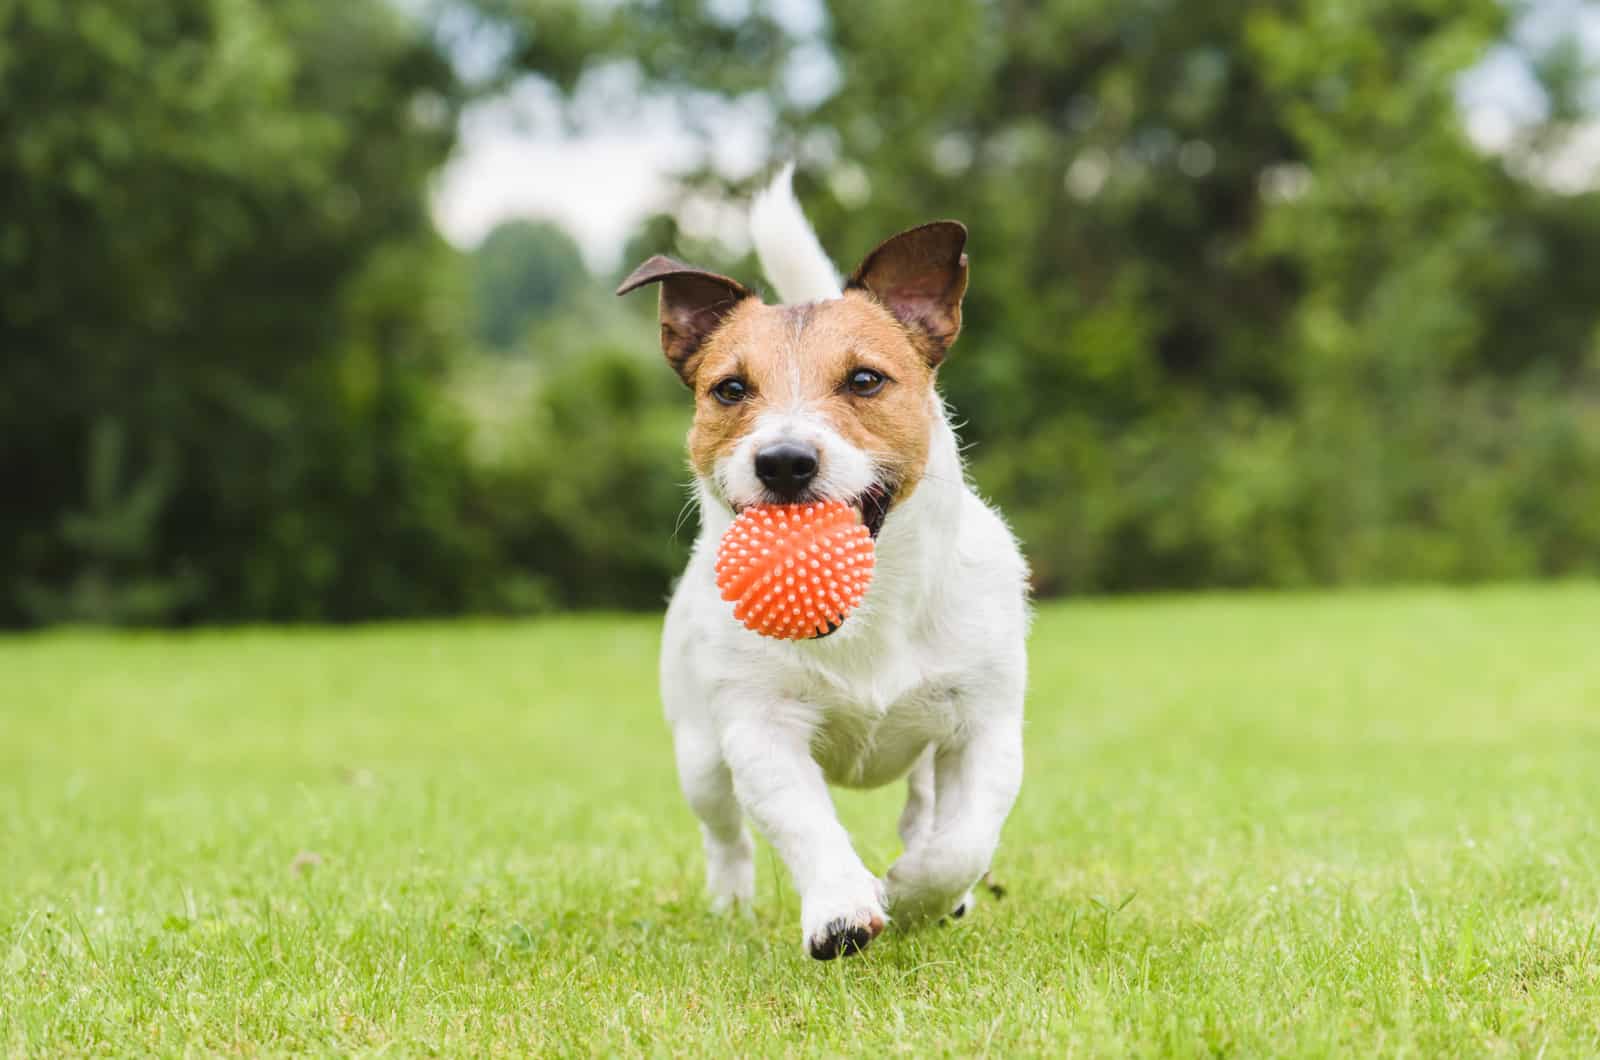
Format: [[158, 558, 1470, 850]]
[[3, 586, 1600, 1056]]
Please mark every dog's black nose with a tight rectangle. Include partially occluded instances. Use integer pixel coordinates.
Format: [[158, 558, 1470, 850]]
[[754, 442, 819, 500]]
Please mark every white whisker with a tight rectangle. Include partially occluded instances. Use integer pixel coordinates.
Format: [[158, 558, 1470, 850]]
[[671, 479, 702, 541]]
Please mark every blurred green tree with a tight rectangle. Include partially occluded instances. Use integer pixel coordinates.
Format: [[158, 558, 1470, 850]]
[[0, 0, 498, 623], [15, 420, 201, 625], [471, 219, 589, 350]]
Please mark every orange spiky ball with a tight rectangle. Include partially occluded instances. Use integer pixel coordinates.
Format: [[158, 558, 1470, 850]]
[[715, 500, 876, 640]]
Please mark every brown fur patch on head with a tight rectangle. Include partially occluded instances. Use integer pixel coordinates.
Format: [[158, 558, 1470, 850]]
[[687, 291, 938, 501]]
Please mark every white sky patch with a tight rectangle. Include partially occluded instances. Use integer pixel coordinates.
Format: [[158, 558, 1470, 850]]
[[431, 131, 685, 271], [429, 74, 699, 270], [431, 89, 773, 271], [1457, 2, 1600, 193]]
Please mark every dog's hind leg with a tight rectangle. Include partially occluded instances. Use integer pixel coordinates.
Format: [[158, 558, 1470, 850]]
[[674, 725, 754, 912], [899, 746, 984, 920], [886, 704, 1024, 926], [897, 745, 936, 851]]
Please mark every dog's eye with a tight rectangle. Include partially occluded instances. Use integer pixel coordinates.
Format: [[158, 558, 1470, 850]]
[[845, 368, 887, 397], [711, 378, 749, 405]]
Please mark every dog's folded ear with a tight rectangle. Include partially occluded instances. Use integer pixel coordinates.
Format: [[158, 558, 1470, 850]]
[[616, 256, 755, 385], [846, 222, 969, 366]]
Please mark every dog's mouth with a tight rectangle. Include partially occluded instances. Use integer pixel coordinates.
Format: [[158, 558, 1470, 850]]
[[854, 483, 894, 539], [740, 482, 896, 539]]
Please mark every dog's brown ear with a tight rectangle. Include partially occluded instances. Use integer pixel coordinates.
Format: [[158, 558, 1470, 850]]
[[846, 221, 969, 365], [616, 255, 755, 385]]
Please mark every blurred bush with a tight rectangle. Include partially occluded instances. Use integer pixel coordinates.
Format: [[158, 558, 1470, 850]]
[[4, 0, 1600, 626], [466, 290, 695, 612]]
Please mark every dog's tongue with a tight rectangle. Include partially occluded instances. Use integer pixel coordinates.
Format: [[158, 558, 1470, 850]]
[[714, 501, 876, 640]]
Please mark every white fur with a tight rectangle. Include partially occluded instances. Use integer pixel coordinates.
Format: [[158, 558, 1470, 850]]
[[662, 178, 1029, 958], [749, 163, 844, 304]]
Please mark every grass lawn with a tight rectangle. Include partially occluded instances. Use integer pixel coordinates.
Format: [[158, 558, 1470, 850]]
[[3, 585, 1599, 1056]]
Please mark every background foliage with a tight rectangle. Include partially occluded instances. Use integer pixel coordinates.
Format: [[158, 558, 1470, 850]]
[[4, 0, 1600, 625]]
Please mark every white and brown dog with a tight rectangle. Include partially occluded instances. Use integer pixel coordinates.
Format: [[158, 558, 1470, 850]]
[[617, 167, 1028, 960]]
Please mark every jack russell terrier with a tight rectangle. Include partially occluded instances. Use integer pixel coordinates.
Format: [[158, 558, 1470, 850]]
[[617, 166, 1029, 959]]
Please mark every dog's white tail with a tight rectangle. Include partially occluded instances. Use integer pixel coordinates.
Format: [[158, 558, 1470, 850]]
[[750, 163, 843, 304]]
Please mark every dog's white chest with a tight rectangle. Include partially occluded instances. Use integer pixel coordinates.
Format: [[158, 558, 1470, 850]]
[[795, 640, 960, 789]]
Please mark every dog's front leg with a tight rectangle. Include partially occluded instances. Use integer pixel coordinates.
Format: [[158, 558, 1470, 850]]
[[886, 709, 1023, 925], [673, 724, 755, 912], [721, 715, 887, 959]]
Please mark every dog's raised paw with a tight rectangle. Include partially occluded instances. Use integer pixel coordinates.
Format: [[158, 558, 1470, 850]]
[[808, 912, 885, 960]]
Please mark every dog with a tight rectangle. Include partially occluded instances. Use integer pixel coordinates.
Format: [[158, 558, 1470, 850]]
[[616, 166, 1029, 959]]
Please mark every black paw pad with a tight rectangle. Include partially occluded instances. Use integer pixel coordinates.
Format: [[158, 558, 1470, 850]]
[[810, 919, 874, 960]]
